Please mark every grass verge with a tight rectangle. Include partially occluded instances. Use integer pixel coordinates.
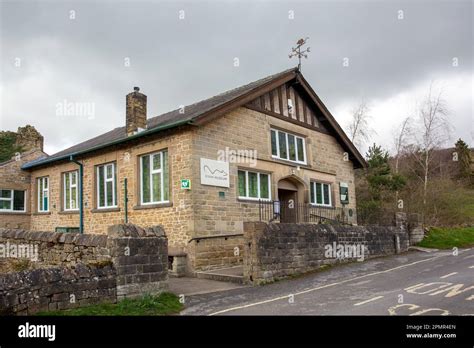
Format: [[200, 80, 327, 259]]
[[37, 292, 183, 316], [417, 226, 474, 249]]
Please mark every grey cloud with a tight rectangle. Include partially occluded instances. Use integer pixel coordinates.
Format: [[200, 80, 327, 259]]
[[1, 0, 472, 154]]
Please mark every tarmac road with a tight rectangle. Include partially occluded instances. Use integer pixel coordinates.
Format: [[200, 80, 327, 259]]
[[182, 248, 474, 316]]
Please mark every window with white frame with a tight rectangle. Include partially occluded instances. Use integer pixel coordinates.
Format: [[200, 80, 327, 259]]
[[238, 170, 271, 200], [63, 171, 78, 211], [270, 129, 306, 164], [97, 163, 117, 208], [310, 182, 332, 207], [140, 150, 169, 205], [37, 177, 49, 212], [0, 189, 26, 212]]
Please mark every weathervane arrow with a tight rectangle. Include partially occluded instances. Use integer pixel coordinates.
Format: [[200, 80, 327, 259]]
[[289, 37, 310, 71]]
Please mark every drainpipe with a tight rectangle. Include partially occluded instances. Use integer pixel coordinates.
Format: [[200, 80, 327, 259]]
[[124, 178, 128, 223], [69, 156, 84, 234]]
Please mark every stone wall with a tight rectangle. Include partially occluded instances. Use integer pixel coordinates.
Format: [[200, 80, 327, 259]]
[[243, 222, 409, 284], [0, 263, 116, 315], [107, 224, 168, 299], [0, 224, 168, 314], [0, 229, 109, 267], [408, 213, 425, 245]]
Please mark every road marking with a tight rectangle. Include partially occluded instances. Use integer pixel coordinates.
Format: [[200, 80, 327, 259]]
[[405, 283, 424, 291], [469, 266, 474, 269], [354, 296, 384, 306], [208, 254, 451, 316], [349, 279, 373, 286], [463, 255, 474, 260], [440, 272, 458, 279], [388, 303, 450, 316]]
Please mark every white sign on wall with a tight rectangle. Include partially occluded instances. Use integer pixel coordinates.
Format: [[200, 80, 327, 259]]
[[200, 158, 230, 188]]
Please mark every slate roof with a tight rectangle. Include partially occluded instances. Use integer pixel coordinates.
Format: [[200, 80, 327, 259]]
[[22, 68, 297, 169]]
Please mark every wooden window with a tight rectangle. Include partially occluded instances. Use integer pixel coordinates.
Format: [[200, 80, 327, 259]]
[[97, 163, 117, 208], [238, 170, 271, 201], [270, 128, 307, 164], [0, 189, 26, 212], [37, 177, 49, 212], [140, 150, 169, 205], [310, 182, 332, 207], [63, 171, 79, 211]]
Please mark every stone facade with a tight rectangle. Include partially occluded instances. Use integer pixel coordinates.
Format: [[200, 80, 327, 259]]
[[187, 107, 356, 271], [28, 127, 194, 249], [3, 106, 358, 274], [243, 221, 409, 284], [190, 107, 357, 233], [188, 235, 244, 271], [0, 149, 47, 230]]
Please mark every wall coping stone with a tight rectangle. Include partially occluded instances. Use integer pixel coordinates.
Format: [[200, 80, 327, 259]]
[[107, 224, 166, 238]]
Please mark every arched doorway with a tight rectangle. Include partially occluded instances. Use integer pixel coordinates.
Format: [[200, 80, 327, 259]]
[[277, 176, 306, 223]]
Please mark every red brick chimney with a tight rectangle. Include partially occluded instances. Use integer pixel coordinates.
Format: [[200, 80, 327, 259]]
[[126, 87, 147, 135]]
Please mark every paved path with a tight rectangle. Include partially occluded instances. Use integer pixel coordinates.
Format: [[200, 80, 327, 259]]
[[169, 276, 245, 296], [181, 248, 474, 316]]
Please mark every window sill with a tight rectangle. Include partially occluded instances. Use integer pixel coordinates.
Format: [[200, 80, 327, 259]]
[[58, 210, 79, 215], [133, 202, 172, 210], [0, 211, 28, 215], [91, 207, 121, 213], [310, 204, 335, 209], [270, 157, 310, 168], [237, 198, 271, 204], [33, 212, 51, 215]]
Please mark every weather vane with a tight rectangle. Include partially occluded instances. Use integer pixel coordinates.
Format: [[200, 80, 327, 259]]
[[289, 37, 310, 71]]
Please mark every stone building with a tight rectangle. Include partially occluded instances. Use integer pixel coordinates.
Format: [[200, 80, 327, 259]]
[[0, 125, 47, 230], [0, 68, 366, 274]]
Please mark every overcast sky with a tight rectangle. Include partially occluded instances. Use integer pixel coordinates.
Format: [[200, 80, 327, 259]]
[[0, 0, 472, 156]]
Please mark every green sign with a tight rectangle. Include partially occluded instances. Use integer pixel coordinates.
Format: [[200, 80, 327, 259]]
[[181, 179, 191, 190]]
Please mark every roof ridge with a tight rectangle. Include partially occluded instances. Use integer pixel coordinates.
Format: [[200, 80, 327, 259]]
[[148, 67, 297, 121]]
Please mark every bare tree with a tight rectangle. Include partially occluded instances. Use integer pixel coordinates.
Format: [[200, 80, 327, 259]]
[[393, 116, 412, 174], [393, 116, 411, 202], [409, 83, 451, 209], [346, 100, 375, 150]]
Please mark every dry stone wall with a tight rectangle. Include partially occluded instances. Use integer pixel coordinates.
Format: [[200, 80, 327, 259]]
[[244, 221, 409, 284], [0, 224, 168, 314], [0, 263, 116, 315], [0, 229, 109, 267]]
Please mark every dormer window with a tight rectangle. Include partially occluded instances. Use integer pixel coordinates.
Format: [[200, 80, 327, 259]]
[[270, 128, 306, 164]]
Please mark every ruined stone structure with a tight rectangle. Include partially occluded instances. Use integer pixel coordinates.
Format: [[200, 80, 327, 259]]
[[14, 125, 44, 153]]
